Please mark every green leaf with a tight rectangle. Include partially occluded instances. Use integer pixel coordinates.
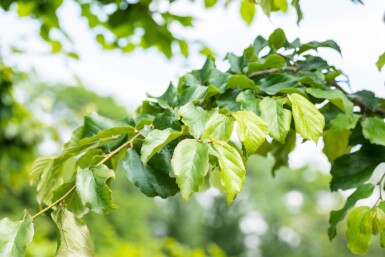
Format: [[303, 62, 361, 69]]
[[346, 206, 372, 255], [291, 0, 303, 23], [0, 210, 34, 257], [288, 93, 325, 143], [248, 54, 287, 74], [227, 75, 255, 89], [53, 182, 89, 217], [233, 111, 269, 155], [179, 103, 211, 138], [51, 208, 94, 257], [205, 0, 217, 8], [202, 112, 234, 141], [350, 90, 379, 112], [361, 117, 385, 146], [121, 149, 179, 198], [141, 128, 183, 163], [236, 90, 260, 114], [306, 88, 354, 113], [76, 165, 117, 214], [148, 83, 177, 109], [153, 109, 180, 130], [30, 157, 66, 205], [274, 0, 288, 12], [260, 74, 303, 95], [178, 85, 208, 106], [253, 36, 268, 56], [328, 184, 375, 240], [260, 97, 291, 143], [216, 90, 241, 112], [330, 144, 385, 191], [371, 207, 385, 235], [268, 28, 286, 49], [298, 40, 341, 54], [330, 113, 360, 132], [240, 0, 256, 24], [376, 51, 385, 71], [210, 142, 246, 204], [83, 112, 129, 138], [178, 40, 189, 57], [323, 128, 351, 163], [171, 139, 209, 201]]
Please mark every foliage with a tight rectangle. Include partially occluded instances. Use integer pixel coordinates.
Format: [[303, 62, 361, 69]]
[[2, 27, 385, 256], [0, 64, 42, 193], [0, 0, 304, 58]]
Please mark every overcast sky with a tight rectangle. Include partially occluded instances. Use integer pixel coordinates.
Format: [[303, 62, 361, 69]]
[[0, 0, 384, 170]]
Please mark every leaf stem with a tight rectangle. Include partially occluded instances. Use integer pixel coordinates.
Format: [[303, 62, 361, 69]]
[[248, 66, 298, 78], [31, 131, 142, 219], [32, 186, 76, 219]]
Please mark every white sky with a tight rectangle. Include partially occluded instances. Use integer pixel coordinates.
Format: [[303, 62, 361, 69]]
[[0, 0, 384, 170]]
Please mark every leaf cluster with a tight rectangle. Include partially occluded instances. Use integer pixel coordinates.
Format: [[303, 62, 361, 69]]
[[1, 28, 385, 255]]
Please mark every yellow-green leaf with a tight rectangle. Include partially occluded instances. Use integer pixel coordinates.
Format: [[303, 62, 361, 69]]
[[346, 206, 372, 255], [260, 97, 291, 143], [210, 142, 246, 204], [233, 111, 269, 155], [240, 0, 256, 24], [141, 128, 183, 163], [171, 139, 209, 201], [288, 93, 324, 143]]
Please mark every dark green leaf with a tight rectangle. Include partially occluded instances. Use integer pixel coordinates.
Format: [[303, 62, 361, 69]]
[[298, 40, 341, 54], [350, 90, 379, 112], [260, 73, 303, 95], [330, 144, 385, 191], [328, 183, 375, 240], [121, 149, 179, 198]]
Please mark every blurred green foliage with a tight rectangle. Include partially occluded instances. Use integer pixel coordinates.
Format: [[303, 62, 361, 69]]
[[0, 0, 303, 58]]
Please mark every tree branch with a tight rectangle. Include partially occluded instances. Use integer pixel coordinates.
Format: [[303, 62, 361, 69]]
[[31, 130, 142, 219], [332, 81, 385, 117], [248, 66, 298, 78]]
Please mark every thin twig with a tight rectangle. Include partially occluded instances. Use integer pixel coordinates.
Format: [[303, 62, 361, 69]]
[[332, 81, 385, 117], [31, 131, 141, 219], [32, 186, 76, 219], [248, 66, 298, 78]]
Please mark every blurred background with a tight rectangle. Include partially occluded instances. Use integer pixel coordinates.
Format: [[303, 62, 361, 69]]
[[0, 0, 385, 256]]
